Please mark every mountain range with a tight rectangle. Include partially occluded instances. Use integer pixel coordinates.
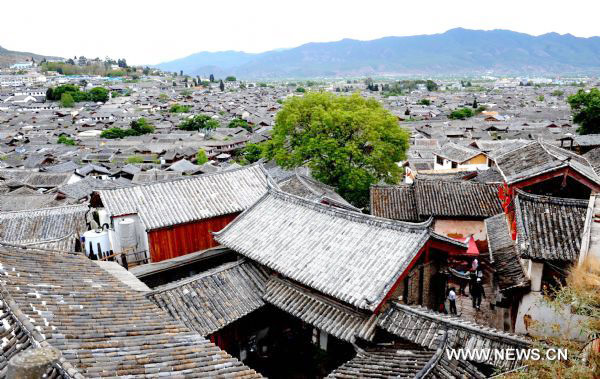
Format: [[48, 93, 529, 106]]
[[156, 28, 600, 79], [0, 45, 60, 67]]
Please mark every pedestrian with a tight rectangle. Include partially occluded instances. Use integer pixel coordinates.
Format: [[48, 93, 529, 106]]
[[471, 278, 485, 310], [448, 287, 457, 315], [471, 258, 479, 272]]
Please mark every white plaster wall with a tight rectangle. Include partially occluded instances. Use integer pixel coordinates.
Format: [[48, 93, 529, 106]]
[[433, 219, 487, 242], [515, 292, 591, 341]]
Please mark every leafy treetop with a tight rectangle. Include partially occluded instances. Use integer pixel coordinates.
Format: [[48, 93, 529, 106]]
[[179, 115, 220, 131], [568, 88, 600, 135], [259, 92, 409, 207]]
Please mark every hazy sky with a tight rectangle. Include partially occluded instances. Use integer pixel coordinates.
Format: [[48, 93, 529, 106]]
[[3, 0, 599, 65]]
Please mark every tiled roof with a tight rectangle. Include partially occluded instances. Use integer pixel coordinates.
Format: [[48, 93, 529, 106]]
[[485, 214, 529, 291], [58, 176, 128, 200], [495, 140, 600, 185], [370, 185, 420, 222], [435, 142, 481, 163], [263, 277, 378, 343], [98, 164, 272, 230], [514, 190, 588, 261], [215, 189, 432, 312], [148, 260, 268, 336], [327, 343, 435, 378], [0, 299, 68, 378], [0, 246, 261, 378], [378, 303, 530, 371], [0, 204, 88, 250], [279, 172, 360, 212], [414, 180, 502, 218], [371, 179, 502, 221]]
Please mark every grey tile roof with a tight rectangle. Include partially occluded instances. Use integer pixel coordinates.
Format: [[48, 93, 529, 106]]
[[0, 193, 62, 212], [131, 170, 182, 184], [370, 185, 420, 222], [215, 189, 432, 312], [583, 147, 600, 175], [98, 164, 272, 230], [0, 246, 262, 378], [378, 303, 530, 371], [514, 190, 588, 261], [166, 158, 202, 174], [58, 176, 129, 200], [327, 343, 435, 378], [148, 260, 268, 336], [485, 214, 529, 291], [0, 299, 68, 378], [264, 277, 378, 343], [573, 134, 600, 147], [496, 140, 600, 185], [371, 180, 502, 221], [22, 172, 71, 189], [435, 142, 481, 163], [0, 204, 87, 250], [279, 172, 359, 212], [43, 161, 81, 173]]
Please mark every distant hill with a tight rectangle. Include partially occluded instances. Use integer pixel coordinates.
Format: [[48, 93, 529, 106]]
[[156, 28, 600, 79], [0, 45, 61, 67]]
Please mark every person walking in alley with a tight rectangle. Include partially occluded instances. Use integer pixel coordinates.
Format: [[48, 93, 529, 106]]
[[448, 287, 457, 315], [471, 278, 485, 310]]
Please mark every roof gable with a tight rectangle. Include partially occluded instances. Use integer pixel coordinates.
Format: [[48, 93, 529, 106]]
[[514, 190, 588, 261], [98, 164, 272, 230], [215, 189, 431, 311]]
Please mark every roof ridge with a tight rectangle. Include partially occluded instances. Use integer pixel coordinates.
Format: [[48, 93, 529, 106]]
[[0, 276, 82, 378], [392, 303, 530, 346], [149, 259, 248, 293], [266, 276, 372, 318], [97, 162, 267, 192], [214, 188, 433, 241], [494, 140, 537, 160], [267, 187, 434, 231], [514, 188, 589, 206], [415, 178, 500, 187], [0, 202, 89, 215]]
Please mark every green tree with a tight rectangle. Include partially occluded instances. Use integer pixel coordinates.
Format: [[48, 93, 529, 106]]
[[260, 92, 409, 207], [209, 74, 215, 82], [196, 149, 209, 165], [426, 80, 438, 91], [449, 107, 474, 119], [568, 88, 600, 135], [57, 135, 76, 145], [126, 156, 144, 164], [158, 93, 169, 102], [219, 80, 225, 91], [101, 128, 132, 139], [419, 99, 431, 106], [538, 95, 545, 101], [60, 93, 74, 108], [88, 87, 109, 102], [169, 104, 191, 113], [130, 118, 155, 135], [296, 87, 306, 93], [472, 99, 478, 108], [228, 118, 251, 131], [225, 76, 236, 82], [241, 143, 263, 164], [179, 115, 220, 131]]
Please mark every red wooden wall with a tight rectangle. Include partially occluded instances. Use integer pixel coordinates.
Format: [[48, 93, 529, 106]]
[[148, 213, 239, 262]]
